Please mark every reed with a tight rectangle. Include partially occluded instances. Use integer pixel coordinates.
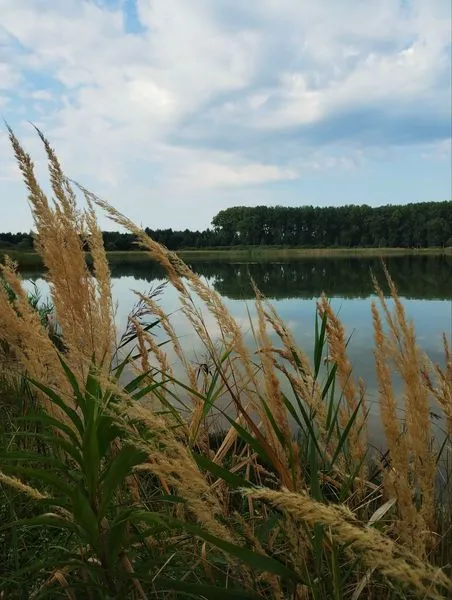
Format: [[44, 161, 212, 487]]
[[0, 128, 450, 599]]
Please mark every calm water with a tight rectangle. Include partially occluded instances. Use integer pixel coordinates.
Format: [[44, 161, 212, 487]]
[[24, 254, 451, 445]]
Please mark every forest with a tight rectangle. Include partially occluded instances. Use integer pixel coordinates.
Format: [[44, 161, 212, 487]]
[[1, 200, 451, 251]]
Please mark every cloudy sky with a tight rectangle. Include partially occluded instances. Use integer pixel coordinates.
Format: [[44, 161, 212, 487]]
[[1, 0, 451, 232]]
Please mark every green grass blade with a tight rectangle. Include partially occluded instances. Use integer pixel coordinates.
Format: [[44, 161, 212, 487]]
[[99, 445, 148, 518], [329, 397, 364, 470], [25, 379, 85, 439], [193, 453, 254, 489], [56, 354, 86, 414]]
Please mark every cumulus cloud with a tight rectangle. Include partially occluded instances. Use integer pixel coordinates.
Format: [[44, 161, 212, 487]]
[[0, 0, 450, 230]]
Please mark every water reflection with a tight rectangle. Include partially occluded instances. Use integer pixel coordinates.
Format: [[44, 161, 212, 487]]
[[22, 255, 451, 446], [197, 255, 451, 300], [25, 254, 448, 300]]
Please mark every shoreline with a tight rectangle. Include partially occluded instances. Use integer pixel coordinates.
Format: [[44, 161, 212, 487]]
[[2, 246, 451, 268]]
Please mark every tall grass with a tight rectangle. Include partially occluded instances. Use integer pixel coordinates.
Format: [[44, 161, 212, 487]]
[[0, 127, 451, 599]]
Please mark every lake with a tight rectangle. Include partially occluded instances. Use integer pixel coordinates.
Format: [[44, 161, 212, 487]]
[[23, 253, 451, 446]]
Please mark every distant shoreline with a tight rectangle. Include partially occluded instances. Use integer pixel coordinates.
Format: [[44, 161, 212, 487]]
[[2, 246, 451, 269]]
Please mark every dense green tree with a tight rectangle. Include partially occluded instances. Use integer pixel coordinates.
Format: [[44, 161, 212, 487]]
[[211, 202, 451, 249], [2, 201, 451, 252]]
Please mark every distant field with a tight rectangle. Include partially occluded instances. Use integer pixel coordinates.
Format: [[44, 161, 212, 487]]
[[2, 246, 451, 269]]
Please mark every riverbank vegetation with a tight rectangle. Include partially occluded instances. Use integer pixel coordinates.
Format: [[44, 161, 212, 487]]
[[3, 245, 452, 272], [1, 129, 451, 598]]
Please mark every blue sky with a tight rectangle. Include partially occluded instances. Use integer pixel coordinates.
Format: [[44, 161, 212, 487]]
[[1, 0, 451, 232]]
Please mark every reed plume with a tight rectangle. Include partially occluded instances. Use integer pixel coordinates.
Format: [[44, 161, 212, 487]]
[[8, 127, 115, 381], [245, 487, 450, 599], [1, 127, 450, 599], [372, 266, 436, 557]]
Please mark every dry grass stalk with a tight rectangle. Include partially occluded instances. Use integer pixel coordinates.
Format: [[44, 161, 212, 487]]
[[263, 303, 329, 439], [255, 289, 292, 470], [372, 268, 436, 556], [80, 185, 299, 489], [318, 295, 368, 478], [0, 470, 49, 501], [372, 302, 417, 545], [245, 487, 450, 599], [8, 128, 114, 382], [0, 260, 68, 417], [105, 383, 235, 544], [78, 183, 261, 421], [135, 293, 187, 372], [422, 334, 452, 434], [130, 316, 152, 375]]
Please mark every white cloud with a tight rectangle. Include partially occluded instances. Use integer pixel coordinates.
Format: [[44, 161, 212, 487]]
[[30, 90, 54, 101], [422, 139, 452, 161], [0, 0, 450, 231], [0, 63, 20, 90], [184, 161, 298, 188]]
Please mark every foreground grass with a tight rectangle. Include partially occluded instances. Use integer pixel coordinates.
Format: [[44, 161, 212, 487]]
[[0, 128, 451, 599]]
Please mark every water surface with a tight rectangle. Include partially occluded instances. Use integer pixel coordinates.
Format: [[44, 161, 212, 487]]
[[24, 254, 452, 445]]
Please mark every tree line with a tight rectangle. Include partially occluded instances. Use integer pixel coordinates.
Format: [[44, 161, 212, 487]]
[[1, 201, 451, 251], [211, 202, 452, 248]]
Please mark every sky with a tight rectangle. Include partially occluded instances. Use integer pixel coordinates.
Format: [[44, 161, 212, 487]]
[[0, 0, 451, 233]]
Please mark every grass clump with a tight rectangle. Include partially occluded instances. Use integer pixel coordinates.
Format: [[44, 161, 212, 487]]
[[0, 127, 451, 599]]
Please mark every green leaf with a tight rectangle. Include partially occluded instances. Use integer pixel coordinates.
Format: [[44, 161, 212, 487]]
[[82, 418, 101, 497], [193, 453, 254, 489], [41, 432, 83, 465], [106, 507, 138, 563], [314, 310, 328, 378], [85, 362, 102, 422], [123, 369, 154, 394], [0, 451, 77, 475], [151, 370, 206, 402], [129, 512, 301, 582], [258, 392, 288, 451], [25, 379, 85, 439], [132, 379, 169, 401], [118, 317, 161, 350], [71, 487, 99, 548], [0, 514, 80, 536], [256, 514, 280, 545], [281, 392, 304, 432], [286, 378, 324, 462], [182, 521, 300, 582], [14, 417, 83, 464], [329, 397, 364, 469], [199, 348, 232, 424], [330, 532, 343, 600], [222, 414, 273, 466], [339, 450, 369, 501], [325, 376, 340, 435], [99, 445, 148, 518], [56, 354, 86, 414], [95, 414, 122, 459], [322, 363, 338, 401], [111, 350, 133, 381]]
